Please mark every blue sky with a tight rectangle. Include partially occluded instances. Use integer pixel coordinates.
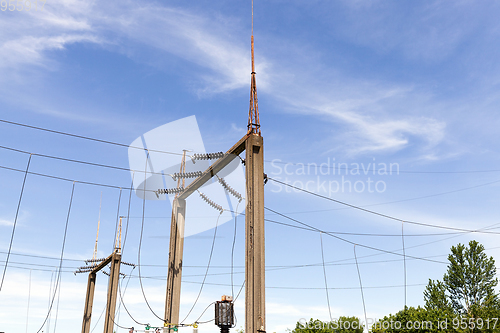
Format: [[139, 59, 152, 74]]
[[2, 0, 500, 332]]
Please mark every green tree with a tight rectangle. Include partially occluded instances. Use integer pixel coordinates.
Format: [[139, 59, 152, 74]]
[[425, 241, 499, 316], [443, 241, 498, 315], [424, 279, 451, 311], [423, 240, 500, 332], [371, 306, 456, 333]]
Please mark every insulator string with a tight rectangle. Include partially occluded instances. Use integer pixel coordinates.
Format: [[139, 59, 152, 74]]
[[218, 176, 243, 202], [198, 191, 224, 213], [191, 152, 224, 163]]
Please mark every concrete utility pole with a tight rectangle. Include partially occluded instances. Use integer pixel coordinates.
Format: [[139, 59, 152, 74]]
[[81, 271, 97, 332], [103, 251, 122, 332], [245, 1, 265, 329], [80, 217, 124, 333], [164, 197, 186, 329], [165, 151, 188, 330], [162, 2, 266, 331], [80, 251, 122, 333], [245, 134, 265, 333]]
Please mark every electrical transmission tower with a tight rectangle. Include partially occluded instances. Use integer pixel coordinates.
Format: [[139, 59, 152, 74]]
[[78, 217, 135, 333], [163, 4, 266, 331]]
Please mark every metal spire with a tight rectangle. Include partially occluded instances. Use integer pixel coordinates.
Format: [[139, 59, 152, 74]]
[[92, 192, 102, 260], [248, 0, 261, 135]]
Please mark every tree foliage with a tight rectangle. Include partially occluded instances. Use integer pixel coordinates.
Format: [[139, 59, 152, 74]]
[[371, 306, 455, 333], [291, 241, 500, 333], [424, 279, 452, 311], [425, 240, 499, 316]]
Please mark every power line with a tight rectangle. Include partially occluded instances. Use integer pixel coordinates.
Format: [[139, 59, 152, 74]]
[[2, 117, 498, 175], [231, 202, 240, 299], [319, 232, 332, 322], [1, 155, 499, 234], [137, 155, 165, 323], [265, 159, 500, 174], [0, 144, 174, 177], [265, 205, 500, 270], [36, 182, 76, 333], [132, 278, 428, 290], [0, 154, 31, 293], [265, 176, 500, 216], [0, 118, 184, 156], [402, 222, 407, 309], [181, 212, 223, 324], [264, 217, 499, 236], [0, 163, 129, 190], [353, 245, 368, 331], [264, 206, 448, 264], [267, 177, 500, 234], [117, 267, 148, 326]]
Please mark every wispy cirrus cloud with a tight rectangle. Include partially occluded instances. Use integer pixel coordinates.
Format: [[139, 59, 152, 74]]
[[0, 0, 98, 69], [0, 218, 13, 227], [0, 0, 448, 156]]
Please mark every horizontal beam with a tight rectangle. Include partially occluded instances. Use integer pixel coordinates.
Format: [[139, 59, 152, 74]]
[[91, 253, 113, 274], [178, 134, 248, 200]]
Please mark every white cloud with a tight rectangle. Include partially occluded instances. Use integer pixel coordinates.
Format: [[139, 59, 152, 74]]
[[99, 3, 268, 95], [0, 0, 448, 156], [0, 218, 13, 227], [0, 34, 99, 68]]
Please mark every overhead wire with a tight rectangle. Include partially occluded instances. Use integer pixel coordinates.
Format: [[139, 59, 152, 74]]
[[265, 206, 447, 264], [118, 266, 147, 326], [122, 173, 135, 258], [90, 305, 106, 333], [194, 301, 216, 324], [265, 158, 500, 174], [0, 118, 184, 156], [265, 176, 500, 216], [2, 117, 500, 174], [319, 232, 333, 322], [112, 270, 136, 332], [402, 222, 407, 309], [26, 269, 31, 333], [0, 154, 31, 293], [353, 245, 368, 332], [47, 271, 54, 331], [267, 177, 500, 233], [2, 157, 500, 235], [108, 182, 140, 331], [265, 205, 500, 272], [231, 202, 241, 300], [0, 163, 128, 190], [8, 242, 500, 275], [52, 272, 62, 333], [137, 151, 165, 322], [181, 211, 224, 324], [36, 181, 76, 333]]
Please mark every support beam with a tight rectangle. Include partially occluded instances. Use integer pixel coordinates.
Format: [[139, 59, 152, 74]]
[[178, 134, 247, 200], [81, 272, 96, 333], [165, 198, 186, 328], [245, 134, 265, 333], [104, 252, 122, 333]]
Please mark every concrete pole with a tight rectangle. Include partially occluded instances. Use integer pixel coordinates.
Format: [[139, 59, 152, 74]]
[[81, 272, 97, 333], [165, 198, 186, 329], [103, 252, 122, 333], [245, 134, 265, 333]]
